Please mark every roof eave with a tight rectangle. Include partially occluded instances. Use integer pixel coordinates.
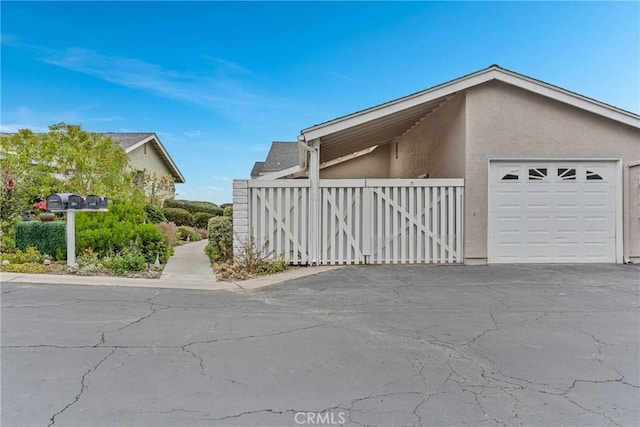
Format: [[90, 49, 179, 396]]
[[298, 65, 640, 143]]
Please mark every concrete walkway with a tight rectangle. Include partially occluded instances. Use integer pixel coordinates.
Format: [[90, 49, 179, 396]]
[[160, 239, 215, 283]]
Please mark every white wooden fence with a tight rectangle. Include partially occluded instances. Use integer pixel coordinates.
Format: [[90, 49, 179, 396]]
[[233, 179, 464, 265]]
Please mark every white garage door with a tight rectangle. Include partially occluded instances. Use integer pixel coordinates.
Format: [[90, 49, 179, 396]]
[[489, 161, 618, 263]]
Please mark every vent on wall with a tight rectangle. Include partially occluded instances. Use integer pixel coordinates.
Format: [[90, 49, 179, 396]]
[[395, 142, 399, 159]]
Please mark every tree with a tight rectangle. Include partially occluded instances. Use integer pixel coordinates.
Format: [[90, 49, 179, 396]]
[[1, 123, 143, 224], [135, 169, 175, 207]]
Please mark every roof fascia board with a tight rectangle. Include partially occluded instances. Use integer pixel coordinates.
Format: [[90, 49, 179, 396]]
[[300, 68, 497, 141], [494, 70, 640, 128]]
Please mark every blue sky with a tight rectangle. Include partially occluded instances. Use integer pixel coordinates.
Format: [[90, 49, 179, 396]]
[[2, 1, 638, 204]]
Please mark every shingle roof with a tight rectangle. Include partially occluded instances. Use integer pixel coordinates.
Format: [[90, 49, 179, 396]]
[[261, 142, 299, 173], [102, 132, 156, 150], [251, 161, 265, 178]]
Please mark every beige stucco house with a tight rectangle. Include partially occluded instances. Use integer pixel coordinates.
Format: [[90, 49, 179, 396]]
[[104, 133, 185, 203], [238, 65, 640, 265]]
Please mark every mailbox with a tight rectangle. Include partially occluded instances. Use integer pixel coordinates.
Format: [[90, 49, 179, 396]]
[[46, 193, 108, 211], [67, 194, 85, 209], [46, 193, 72, 211], [85, 195, 101, 209]]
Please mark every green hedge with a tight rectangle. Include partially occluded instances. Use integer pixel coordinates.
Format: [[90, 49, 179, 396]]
[[193, 212, 214, 229], [164, 199, 222, 216], [162, 207, 193, 226], [15, 221, 66, 260]]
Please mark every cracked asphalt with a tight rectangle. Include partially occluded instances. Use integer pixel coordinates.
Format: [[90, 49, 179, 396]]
[[2, 264, 639, 427]]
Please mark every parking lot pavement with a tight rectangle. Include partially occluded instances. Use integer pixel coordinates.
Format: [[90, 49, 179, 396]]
[[2, 264, 639, 426]]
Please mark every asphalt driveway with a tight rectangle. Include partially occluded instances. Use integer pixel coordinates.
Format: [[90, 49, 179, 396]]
[[2, 264, 639, 426]]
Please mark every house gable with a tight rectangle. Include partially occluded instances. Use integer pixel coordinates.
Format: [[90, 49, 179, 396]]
[[298, 65, 639, 170], [104, 133, 185, 184]]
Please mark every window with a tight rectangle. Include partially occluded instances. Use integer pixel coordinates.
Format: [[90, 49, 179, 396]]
[[586, 170, 603, 181], [528, 168, 547, 181], [501, 169, 519, 181], [557, 168, 576, 181]]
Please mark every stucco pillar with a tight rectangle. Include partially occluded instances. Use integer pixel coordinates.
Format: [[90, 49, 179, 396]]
[[232, 179, 249, 261]]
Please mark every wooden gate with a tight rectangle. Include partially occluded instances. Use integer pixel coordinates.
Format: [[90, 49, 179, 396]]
[[237, 178, 464, 265]]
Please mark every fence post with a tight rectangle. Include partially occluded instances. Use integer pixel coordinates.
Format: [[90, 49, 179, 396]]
[[232, 179, 249, 261]]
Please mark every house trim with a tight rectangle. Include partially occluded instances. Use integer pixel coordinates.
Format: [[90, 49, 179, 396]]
[[299, 65, 639, 144]]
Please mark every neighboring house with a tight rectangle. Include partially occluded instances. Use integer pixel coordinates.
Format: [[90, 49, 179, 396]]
[[238, 65, 640, 265], [103, 133, 186, 203], [250, 142, 299, 179]]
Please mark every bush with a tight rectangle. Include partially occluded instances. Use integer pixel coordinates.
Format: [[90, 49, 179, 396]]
[[76, 204, 171, 263], [193, 212, 214, 229], [2, 246, 43, 264], [1, 220, 17, 253], [134, 223, 171, 263], [223, 206, 233, 217], [177, 225, 202, 242], [144, 204, 167, 224], [164, 199, 222, 216], [156, 222, 179, 247], [72, 247, 105, 276], [108, 247, 147, 275], [15, 221, 66, 260], [161, 207, 193, 226], [206, 216, 233, 262]]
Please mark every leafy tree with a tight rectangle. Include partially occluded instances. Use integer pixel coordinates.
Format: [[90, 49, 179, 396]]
[[1, 123, 143, 223]]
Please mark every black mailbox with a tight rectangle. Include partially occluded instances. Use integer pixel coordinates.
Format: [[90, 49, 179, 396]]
[[46, 193, 73, 211], [67, 194, 85, 209], [85, 195, 101, 209], [46, 193, 108, 211]]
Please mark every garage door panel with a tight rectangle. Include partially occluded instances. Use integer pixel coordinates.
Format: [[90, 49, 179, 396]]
[[489, 161, 617, 263], [494, 190, 523, 209], [524, 190, 552, 209], [582, 189, 616, 210]]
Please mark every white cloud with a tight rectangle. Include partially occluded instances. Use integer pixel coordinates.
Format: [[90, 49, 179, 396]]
[[36, 46, 296, 117]]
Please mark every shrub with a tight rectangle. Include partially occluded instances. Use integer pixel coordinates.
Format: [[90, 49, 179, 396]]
[[133, 223, 171, 263], [71, 247, 105, 276], [15, 221, 66, 260], [144, 204, 167, 224], [0, 220, 17, 253], [156, 222, 179, 247], [109, 246, 147, 275], [161, 207, 193, 226], [177, 225, 202, 242], [0, 262, 57, 273], [193, 212, 214, 229], [206, 216, 233, 262], [223, 205, 233, 217], [194, 228, 208, 240], [76, 204, 170, 263], [164, 199, 221, 216], [2, 246, 43, 264]]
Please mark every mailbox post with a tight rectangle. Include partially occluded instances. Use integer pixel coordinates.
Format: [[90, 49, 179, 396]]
[[46, 193, 109, 267]]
